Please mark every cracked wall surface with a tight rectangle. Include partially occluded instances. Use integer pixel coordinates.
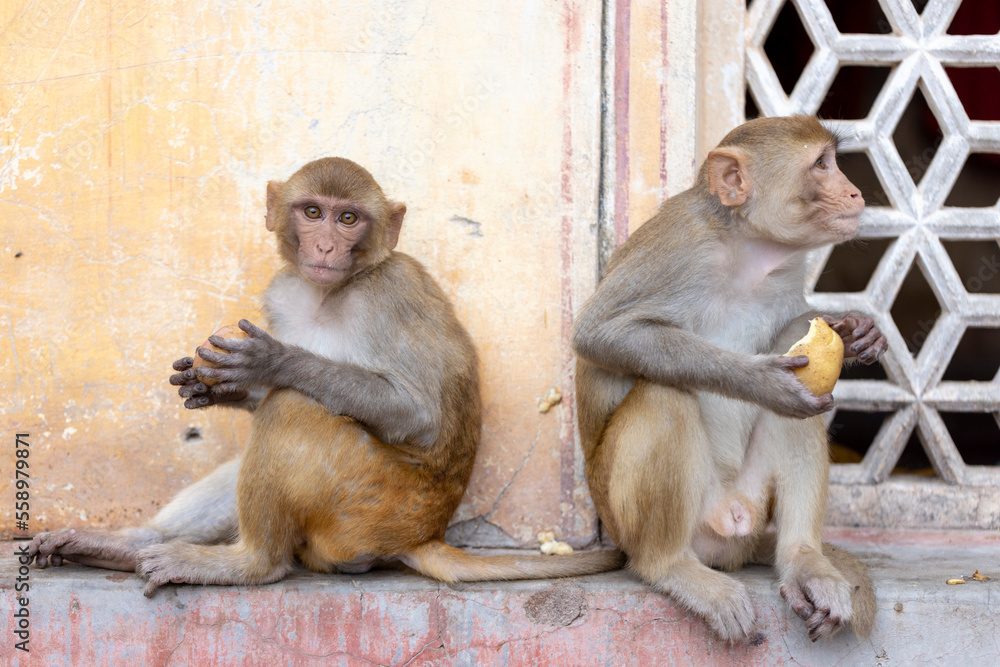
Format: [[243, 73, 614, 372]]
[[1, 0, 609, 546]]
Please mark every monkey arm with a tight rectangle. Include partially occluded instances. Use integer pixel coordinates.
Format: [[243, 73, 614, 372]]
[[572, 307, 832, 419], [573, 310, 770, 392], [269, 352, 440, 447], [195, 320, 440, 447]]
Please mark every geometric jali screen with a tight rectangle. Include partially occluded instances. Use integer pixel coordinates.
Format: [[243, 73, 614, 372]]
[[746, 0, 1000, 500]]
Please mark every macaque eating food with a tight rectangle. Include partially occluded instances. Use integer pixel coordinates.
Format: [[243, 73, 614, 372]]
[[573, 116, 886, 642]]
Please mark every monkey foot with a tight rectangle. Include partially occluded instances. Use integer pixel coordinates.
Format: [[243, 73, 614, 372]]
[[701, 583, 759, 643], [780, 571, 852, 641], [655, 563, 760, 643], [137, 541, 289, 597], [28, 528, 142, 571], [136, 542, 215, 597]]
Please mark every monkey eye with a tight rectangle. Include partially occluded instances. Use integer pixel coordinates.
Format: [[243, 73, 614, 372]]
[[814, 157, 827, 169], [303, 205, 322, 220], [340, 211, 359, 225]]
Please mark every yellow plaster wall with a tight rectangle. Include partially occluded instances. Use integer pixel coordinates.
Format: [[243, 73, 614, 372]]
[[619, 0, 743, 235], [1, 1, 606, 546]]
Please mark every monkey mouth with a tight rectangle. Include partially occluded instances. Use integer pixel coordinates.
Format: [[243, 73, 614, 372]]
[[304, 263, 352, 283], [833, 214, 862, 240]]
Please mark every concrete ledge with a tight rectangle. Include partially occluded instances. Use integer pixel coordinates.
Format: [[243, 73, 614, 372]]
[[3, 529, 998, 666]]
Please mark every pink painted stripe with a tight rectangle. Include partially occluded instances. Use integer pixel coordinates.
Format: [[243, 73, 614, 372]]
[[559, 0, 580, 536], [659, 0, 669, 198], [824, 527, 1000, 548], [614, 0, 631, 246]]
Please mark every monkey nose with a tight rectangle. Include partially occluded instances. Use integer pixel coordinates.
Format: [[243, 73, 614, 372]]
[[848, 187, 864, 210], [317, 243, 340, 256]]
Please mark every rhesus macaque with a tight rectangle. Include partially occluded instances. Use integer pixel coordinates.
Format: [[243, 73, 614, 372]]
[[30, 158, 622, 595], [572, 116, 885, 642]]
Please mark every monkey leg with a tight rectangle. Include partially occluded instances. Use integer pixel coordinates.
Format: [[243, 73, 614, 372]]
[[136, 443, 300, 596], [599, 381, 759, 643], [137, 539, 292, 597], [137, 390, 453, 596], [30, 458, 241, 571], [145, 457, 241, 543], [138, 395, 343, 596], [752, 411, 857, 640]]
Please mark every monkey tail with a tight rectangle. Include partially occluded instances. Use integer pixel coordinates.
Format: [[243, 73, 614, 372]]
[[399, 540, 625, 583]]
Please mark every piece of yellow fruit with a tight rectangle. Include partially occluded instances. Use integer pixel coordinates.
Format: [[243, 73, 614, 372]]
[[192, 324, 248, 386], [783, 317, 844, 396]]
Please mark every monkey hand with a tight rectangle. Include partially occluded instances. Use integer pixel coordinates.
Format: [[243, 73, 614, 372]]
[[824, 313, 886, 365], [753, 355, 834, 419], [169, 356, 250, 409], [190, 319, 287, 392]]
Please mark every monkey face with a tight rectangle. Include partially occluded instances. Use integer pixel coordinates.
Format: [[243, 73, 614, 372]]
[[805, 146, 864, 244], [290, 197, 375, 285], [265, 159, 405, 287]]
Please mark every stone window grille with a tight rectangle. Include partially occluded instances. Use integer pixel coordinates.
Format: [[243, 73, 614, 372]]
[[746, 0, 1000, 528]]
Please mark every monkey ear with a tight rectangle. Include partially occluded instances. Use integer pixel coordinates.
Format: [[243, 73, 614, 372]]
[[707, 148, 752, 207], [385, 202, 406, 251], [265, 181, 284, 232]]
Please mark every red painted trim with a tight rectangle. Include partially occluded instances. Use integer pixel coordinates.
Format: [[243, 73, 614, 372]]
[[659, 0, 669, 198], [614, 0, 631, 246], [559, 1, 580, 535], [824, 527, 1000, 548]]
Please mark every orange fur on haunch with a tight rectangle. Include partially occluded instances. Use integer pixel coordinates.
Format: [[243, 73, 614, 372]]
[[28, 158, 621, 595], [573, 116, 884, 643]]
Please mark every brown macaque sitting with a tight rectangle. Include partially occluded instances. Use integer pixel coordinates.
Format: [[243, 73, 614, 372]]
[[29, 157, 623, 595], [572, 116, 886, 643]]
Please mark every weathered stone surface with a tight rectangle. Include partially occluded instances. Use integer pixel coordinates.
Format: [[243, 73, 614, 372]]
[[3, 530, 998, 665]]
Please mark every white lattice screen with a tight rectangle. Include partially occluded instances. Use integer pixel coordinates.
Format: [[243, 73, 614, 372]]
[[746, 0, 1000, 527]]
